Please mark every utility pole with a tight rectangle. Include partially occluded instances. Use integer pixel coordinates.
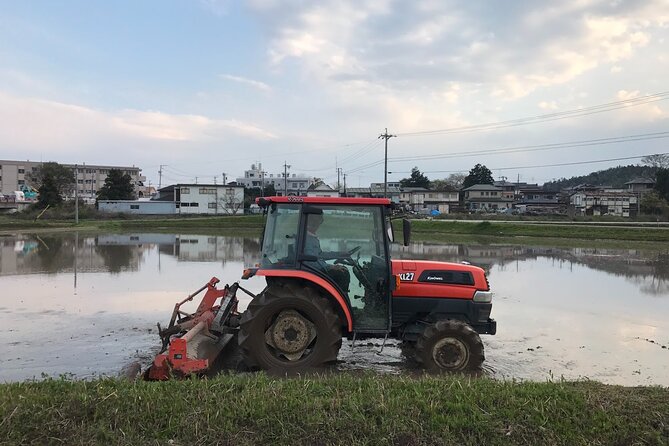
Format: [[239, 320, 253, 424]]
[[283, 161, 291, 196], [337, 167, 342, 192], [74, 164, 79, 224], [378, 128, 396, 198], [214, 176, 217, 185], [159, 165, 165, 189], [343, 173, 347, 196], [222, 172, 227, 185], [195, 176, 198, 184]]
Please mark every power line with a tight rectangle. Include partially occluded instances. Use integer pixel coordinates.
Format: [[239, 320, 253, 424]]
[[396, 91, 669, 137], [389, 131, 669, 162], [416, 152, 669, 174], [293, 139, 383, 172], [344, 131, 669, 175]]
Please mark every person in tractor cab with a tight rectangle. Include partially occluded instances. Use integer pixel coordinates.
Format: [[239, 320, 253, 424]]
[[303, 212, 351, 293]]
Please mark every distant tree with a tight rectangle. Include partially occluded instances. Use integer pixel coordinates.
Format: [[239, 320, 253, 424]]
[[97, 169, 135, 201], [400, 167, 431, 188], [244, 187, 262, 209], [432, 173, 465, 190], [37, 176, 64, 207], [219, 190, 244, 215], [655, 168, 669, 201], [463, 164, 494, 188], [542, 164, 657, 190], [27, 162, 75, 207], [642, 154, 669, 169], [244, 184, 277, 209], [640, 191, 669, 216]]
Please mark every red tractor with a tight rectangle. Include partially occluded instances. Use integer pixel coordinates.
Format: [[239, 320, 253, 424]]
[[146, 196, 496, 379]]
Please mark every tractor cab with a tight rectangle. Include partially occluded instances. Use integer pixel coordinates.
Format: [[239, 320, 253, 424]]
[[255, 196, 399, 333]]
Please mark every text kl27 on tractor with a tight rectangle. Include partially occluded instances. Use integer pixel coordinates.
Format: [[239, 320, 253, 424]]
[[146, 196, 497, 379]]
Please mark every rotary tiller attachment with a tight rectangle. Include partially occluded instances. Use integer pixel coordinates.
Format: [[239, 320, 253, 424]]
[[144, 277, 254, 380]]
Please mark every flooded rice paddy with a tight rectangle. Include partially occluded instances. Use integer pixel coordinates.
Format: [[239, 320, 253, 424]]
[[1, 232, 668, 385]]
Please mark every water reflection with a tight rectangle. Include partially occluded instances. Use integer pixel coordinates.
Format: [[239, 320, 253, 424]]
[[394, 242, 669, 297], [1, 233, 668, 296], [1, 231, 668, 384]]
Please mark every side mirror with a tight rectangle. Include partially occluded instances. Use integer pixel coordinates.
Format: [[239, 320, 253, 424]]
[[402, 218, 411, 247], [386, 220, 394, 243]]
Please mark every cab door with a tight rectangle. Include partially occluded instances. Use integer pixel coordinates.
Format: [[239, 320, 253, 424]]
[[299, 205, 391, 332]]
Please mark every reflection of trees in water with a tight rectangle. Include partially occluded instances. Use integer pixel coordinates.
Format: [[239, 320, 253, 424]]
[[94, 244, 135, 274], [394, 242, 669, 297], [35, 235, 74, 272]]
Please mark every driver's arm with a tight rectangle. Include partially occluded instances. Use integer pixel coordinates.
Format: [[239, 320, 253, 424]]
[[320, 250, 345, 260]]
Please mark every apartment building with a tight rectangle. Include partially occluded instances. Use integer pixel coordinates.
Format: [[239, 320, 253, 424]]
[[0, 160, 147, 201]]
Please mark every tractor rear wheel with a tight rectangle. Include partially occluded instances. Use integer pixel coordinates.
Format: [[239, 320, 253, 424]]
[[415, 319, 484, 372], [238, 282, 342, 372]]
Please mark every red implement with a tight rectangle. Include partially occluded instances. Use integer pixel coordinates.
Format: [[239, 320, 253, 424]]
[[145, 278, 243, 380]]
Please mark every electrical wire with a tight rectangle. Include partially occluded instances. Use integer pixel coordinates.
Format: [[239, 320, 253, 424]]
[[389, 131, 669, 162], [396, 91, 669, 137], [411, 152, 669, 174]]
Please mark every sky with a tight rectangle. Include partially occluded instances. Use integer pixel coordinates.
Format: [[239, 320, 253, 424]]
[[0, 0, 668, 188]]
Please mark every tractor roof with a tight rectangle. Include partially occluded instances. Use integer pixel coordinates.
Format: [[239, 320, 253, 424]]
[[256, 196, 392, 206]]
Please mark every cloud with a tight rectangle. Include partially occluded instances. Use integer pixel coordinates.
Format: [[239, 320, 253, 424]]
[[199, 0, 231, 16], [0, 91, 277, 155], [219, 74, 272, 92], [248, 0, 669, 107], [539, 101, 559, 110]]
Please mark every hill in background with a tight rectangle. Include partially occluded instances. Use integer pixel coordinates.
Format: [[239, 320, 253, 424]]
[[543, 164, 656, 190]]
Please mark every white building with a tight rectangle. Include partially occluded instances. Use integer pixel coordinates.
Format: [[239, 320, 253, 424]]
[[155, 184, 245, 215], [97, 200, 176, 215], [570, 191, 638, 217], [236, 163, 314, 196], [306, 184, 339, 197], [399, 188, 460, 213]]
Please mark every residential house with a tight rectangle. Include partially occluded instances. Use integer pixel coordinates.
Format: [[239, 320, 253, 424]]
[[569, 190, 638, 217], [515, 185, 561, 214], [625, 178, 655, 195], [344, 186, 401, 202], [462, 184, 514, 212], [306, 183, 339, 197], [399, 187, 460, 214]]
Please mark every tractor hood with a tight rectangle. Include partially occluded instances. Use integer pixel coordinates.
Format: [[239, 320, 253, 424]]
[[391, 259, 489, 299]]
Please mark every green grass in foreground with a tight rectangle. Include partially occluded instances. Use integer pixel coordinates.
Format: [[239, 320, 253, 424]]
[[1, 374, 667, 446]]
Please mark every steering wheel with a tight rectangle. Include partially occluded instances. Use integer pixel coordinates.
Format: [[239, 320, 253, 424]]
[[334, 247, 373, 290]]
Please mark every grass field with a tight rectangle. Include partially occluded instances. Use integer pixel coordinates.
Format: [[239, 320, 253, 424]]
[[3, 214, 669, 247], [0, 373, 667, 445]]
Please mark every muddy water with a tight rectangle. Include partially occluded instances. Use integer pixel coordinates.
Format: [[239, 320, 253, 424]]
[[1, 232, 668, 385]]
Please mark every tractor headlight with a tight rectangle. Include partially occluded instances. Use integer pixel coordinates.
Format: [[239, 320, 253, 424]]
[[473, 290, 492, 303]]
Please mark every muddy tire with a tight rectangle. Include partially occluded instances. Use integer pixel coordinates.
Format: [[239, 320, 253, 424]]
[[415, 319, 484, 372], [398, 341, 418, 363], [238, 282, 342, 372]]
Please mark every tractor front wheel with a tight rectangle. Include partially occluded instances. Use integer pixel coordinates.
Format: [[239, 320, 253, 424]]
[[415, 320, 484, 372], [238, 282, 342, 372]]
